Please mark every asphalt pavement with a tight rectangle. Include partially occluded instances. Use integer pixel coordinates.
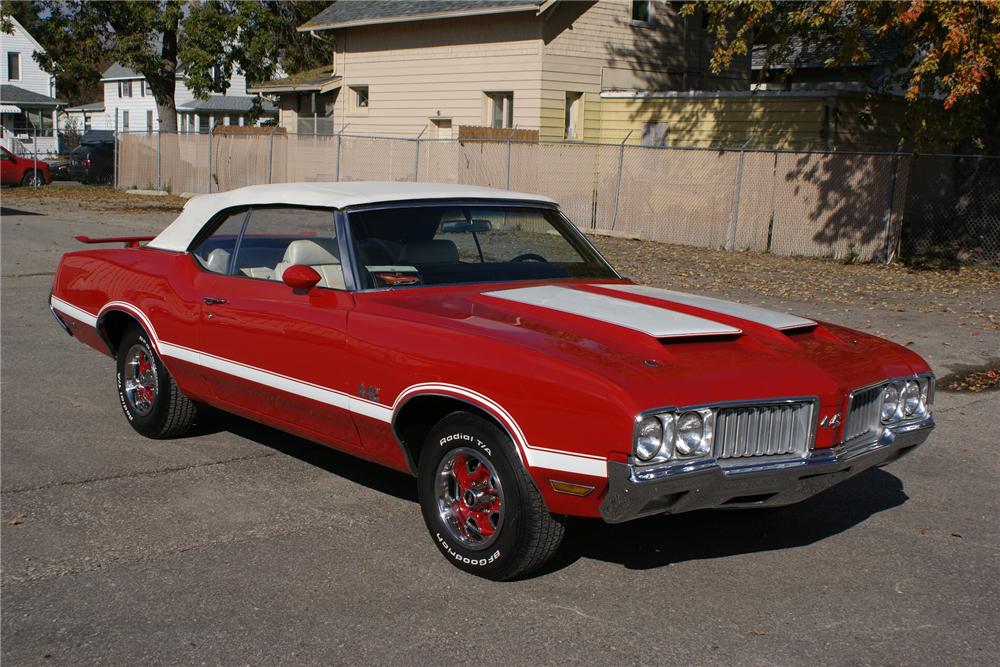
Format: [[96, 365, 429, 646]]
[[2, 195, 998, 665]]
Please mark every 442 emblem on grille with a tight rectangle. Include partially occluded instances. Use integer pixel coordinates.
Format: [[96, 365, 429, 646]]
[[819, 413, 842, 428]]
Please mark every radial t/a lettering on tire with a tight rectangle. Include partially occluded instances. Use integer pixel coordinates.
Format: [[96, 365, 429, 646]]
[[115, 324, 197, 438], [418, 412, 566, 580]]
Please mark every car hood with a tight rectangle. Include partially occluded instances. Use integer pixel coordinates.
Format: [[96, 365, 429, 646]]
[[361, 280, 927, 412]]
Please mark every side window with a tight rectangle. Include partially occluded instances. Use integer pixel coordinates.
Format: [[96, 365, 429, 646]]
[[191, 209, 248, 274], [235, 207, 344, 290]]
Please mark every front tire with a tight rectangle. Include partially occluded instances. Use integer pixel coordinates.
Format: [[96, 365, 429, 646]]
[[418, 412, 565, 580], [20, 170, 42, 187], [116, 325, 197, 438]]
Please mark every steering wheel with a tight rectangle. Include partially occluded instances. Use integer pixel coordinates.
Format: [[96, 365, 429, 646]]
[[510, 253, 548, 263]]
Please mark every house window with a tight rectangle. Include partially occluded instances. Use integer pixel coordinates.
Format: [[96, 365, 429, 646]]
[[6, 52, 20, 81], [487, 92, 514, 129], [641, 122, 669, 147], [631, 1, 652, 23], [84, 115, 92, 132], [121, 110, 129, 131], [119, 80, 133, 97], [351, 85, 369, 110], [146, 110, 153, 131], [564, 92, 582, 140], [431, 117, 453, 139], [140, 80, 145, 97]]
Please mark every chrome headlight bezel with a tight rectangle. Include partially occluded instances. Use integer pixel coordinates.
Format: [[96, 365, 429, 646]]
[[632, 408, 714, 464], [879, 375, 934, 425]]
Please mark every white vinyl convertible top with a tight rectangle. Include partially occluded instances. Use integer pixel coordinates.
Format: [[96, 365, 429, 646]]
[[147, 181, 557, 252]]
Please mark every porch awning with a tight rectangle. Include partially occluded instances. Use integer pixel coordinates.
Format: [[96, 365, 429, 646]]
[[0, 104, 22, 114]]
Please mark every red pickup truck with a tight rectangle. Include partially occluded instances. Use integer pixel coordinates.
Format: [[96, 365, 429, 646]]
[[0, 145, 52, 186]]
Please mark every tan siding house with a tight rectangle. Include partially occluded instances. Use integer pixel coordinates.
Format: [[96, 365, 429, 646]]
[[252, 1, 896, 149], [253, 1, 747, 142]]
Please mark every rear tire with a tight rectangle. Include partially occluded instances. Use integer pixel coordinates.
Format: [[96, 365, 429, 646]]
[[418, 412, 565, 580], [116, 325, 197, 438]]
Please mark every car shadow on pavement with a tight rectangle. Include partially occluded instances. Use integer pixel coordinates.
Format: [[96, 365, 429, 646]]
[[1, 207, 44, 216], [190, 410, 907, 576], [199, 409, 419, 504], [545, 468, 908, 573]]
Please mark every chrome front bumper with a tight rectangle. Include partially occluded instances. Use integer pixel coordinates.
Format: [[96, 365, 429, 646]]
[[599, 416, 934, 523]]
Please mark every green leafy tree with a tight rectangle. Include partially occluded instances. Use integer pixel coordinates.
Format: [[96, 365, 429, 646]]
[[1, 1, 334, 132], [687, 0, 1000, 151]]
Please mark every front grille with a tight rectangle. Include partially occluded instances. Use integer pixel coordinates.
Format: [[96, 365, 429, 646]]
[[714, 402, 815, 459], [844, 385, 882, 443]]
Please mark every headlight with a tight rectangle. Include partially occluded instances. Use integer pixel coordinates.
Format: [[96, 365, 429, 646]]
[[675, 411, 710, 456], [633, 410, 710, 464], [901, 380, 921, 416], [919, 377, 932, 413], [634, 416, 664, 461], [880, 383, 900, 422]]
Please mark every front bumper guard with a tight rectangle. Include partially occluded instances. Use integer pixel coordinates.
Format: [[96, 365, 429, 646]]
[[599, 417, 934, 523]]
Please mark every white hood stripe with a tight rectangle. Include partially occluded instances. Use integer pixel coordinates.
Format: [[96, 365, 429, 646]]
[[600, 284, 816, 331], [482, 286, 742, 338]]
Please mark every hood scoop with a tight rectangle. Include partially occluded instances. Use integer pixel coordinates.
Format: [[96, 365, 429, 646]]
[[481, 286, 743, 339], [600, 284, 817, 333]]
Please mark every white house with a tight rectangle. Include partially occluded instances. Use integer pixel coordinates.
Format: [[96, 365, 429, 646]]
[[65, 62, 277, 134], [0, 16, 64, 155]]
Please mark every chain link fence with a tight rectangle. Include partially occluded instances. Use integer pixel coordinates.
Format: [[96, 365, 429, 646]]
[[114, 130, 999, 266]]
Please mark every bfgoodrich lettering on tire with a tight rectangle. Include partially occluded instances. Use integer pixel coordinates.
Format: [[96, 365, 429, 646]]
[[418, 412, 566, 580], [115, 324, 197, 438]]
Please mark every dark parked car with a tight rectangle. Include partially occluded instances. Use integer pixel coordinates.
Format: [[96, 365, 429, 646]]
[[48, 157, 72, 181], [69, 132, 115, 184]]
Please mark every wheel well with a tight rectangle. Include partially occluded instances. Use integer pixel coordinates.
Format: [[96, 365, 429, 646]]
[[98, 310, 142, 357], [392, 395, 516, 476]]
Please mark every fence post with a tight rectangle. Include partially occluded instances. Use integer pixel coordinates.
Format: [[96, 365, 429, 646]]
[[413, 127, 425, 182], [156, 126, 161, 190], [113, 113, 119, 190], [504, 127, 517, 190], [267, 124, 276, 184], [207, 124, 213, 193], [727, 139, 752, 251], [335, 124, 349, 181], [881, 154, 901, 264], [609, 130, 633, 230]]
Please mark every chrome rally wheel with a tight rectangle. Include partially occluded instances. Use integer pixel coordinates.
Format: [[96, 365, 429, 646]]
[[418, 412, 566, 580], [435, 448, 505, 550], [115, 324, 197, 438]]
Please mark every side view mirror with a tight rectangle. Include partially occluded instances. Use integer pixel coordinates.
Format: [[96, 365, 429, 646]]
[[282, 264, 322, 290]]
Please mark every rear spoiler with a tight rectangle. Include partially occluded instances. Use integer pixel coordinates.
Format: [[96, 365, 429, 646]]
[[74, 235, 156, 248]]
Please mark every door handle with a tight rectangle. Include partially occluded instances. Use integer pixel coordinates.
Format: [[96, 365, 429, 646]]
[[203, 296, 227, 305]]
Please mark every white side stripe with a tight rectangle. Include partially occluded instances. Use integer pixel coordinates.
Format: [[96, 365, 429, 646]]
[[50, 296, 99, 328], [50, 296, 609, 477]]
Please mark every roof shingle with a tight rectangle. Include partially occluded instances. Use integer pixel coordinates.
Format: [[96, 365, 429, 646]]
[[0, 84, 66, 107], [301, 0, 543, 31]]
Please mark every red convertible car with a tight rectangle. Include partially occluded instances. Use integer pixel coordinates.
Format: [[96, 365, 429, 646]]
[[50, 182, 935, 579]]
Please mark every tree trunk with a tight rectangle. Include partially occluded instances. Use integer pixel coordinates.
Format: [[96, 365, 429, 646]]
[[156, 98, 177, 133]]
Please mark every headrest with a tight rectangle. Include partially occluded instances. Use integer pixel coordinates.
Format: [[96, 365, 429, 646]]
[[282, 238, 340, 266], [205, 248, 230, 273], [400, 239, 459, 264]]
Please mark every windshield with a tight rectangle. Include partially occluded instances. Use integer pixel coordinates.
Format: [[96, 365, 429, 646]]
[[346, 204, 618, 289]]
